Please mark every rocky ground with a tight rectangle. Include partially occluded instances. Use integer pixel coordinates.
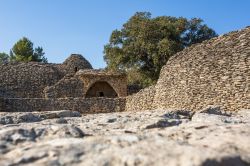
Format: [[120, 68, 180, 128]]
[[0, 107, 250, 166]]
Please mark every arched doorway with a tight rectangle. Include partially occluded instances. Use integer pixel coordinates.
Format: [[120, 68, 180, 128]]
[[85, 81, 118, 98]]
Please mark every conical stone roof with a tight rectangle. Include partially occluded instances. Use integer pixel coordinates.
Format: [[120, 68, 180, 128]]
[[63, 54, 92, 73]]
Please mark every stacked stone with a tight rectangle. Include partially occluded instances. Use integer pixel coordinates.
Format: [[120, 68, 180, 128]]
[[0, 54, 128, 113], [3, 97, 126, 113], [153, 26, 250, 112], [126, 26, 250, 112], [44, 74, 85, 98], [63, 54, 93, 74], [126, 86, 156, 111], [0, 54, 93, 99], [77, 69, 127, 97], [0, 62, 64, 98]]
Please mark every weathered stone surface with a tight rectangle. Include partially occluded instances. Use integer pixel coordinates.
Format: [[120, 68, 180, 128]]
[[0, 109, 250, 166], [0, 110, 81, 124]]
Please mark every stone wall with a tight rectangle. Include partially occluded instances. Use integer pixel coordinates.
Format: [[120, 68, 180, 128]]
[[44, 74, 85, 98], [153, 27, 250, 112], [126, 85, 156, 111], [1, 97, 126, 113], [0, 62, 64, 98]]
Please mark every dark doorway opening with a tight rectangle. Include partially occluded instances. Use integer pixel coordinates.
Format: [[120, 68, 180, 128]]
[[98, 92, 104, 97], [74, 67, 78, 73], [86, 81, 118, 98]]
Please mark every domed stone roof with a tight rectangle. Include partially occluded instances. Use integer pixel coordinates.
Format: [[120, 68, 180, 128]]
[[153, 26, 250, 111], [63, 54, 92, 73]]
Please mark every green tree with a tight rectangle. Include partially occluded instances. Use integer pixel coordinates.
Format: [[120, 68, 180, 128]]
[[0, 52, 9, 64], [104, 12, 217, 87], [182, 18, 218, 46], [33, 46, 47, 63], [11, 37, 47, 63]]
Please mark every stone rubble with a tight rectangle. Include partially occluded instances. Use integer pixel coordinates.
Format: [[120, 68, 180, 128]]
[[0, 108, 250, 166]]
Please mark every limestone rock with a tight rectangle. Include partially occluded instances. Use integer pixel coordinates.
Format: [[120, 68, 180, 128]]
[[197, 105, 224, 115], [55, 118, 68, 124], [0, 109, 250, 165], [0, 110, 81, 124]]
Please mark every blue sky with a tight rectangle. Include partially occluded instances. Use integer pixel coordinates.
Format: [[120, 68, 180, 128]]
[[0, 0, 249, 68]]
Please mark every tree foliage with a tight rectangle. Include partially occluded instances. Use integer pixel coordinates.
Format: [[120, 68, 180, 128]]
[[0, 52, 9, 64], [10, 37, 47, 63], [104, 12, 217, 87], [182, 18, 218, 47]]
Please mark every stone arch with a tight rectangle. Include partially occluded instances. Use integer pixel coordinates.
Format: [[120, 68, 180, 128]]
[[85, 81, 118, 98]]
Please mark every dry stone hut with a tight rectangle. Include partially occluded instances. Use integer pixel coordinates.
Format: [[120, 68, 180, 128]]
[[0, 54, 127, 113], [127, 26, 250, 112], [43, 69, 127, 99], [76, 70, 127, 98], [0, 54, 93, 98]]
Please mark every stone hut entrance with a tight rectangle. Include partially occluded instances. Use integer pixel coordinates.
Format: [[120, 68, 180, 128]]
[[76, 69, 127, 98], [85, 81, 118, 98]]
